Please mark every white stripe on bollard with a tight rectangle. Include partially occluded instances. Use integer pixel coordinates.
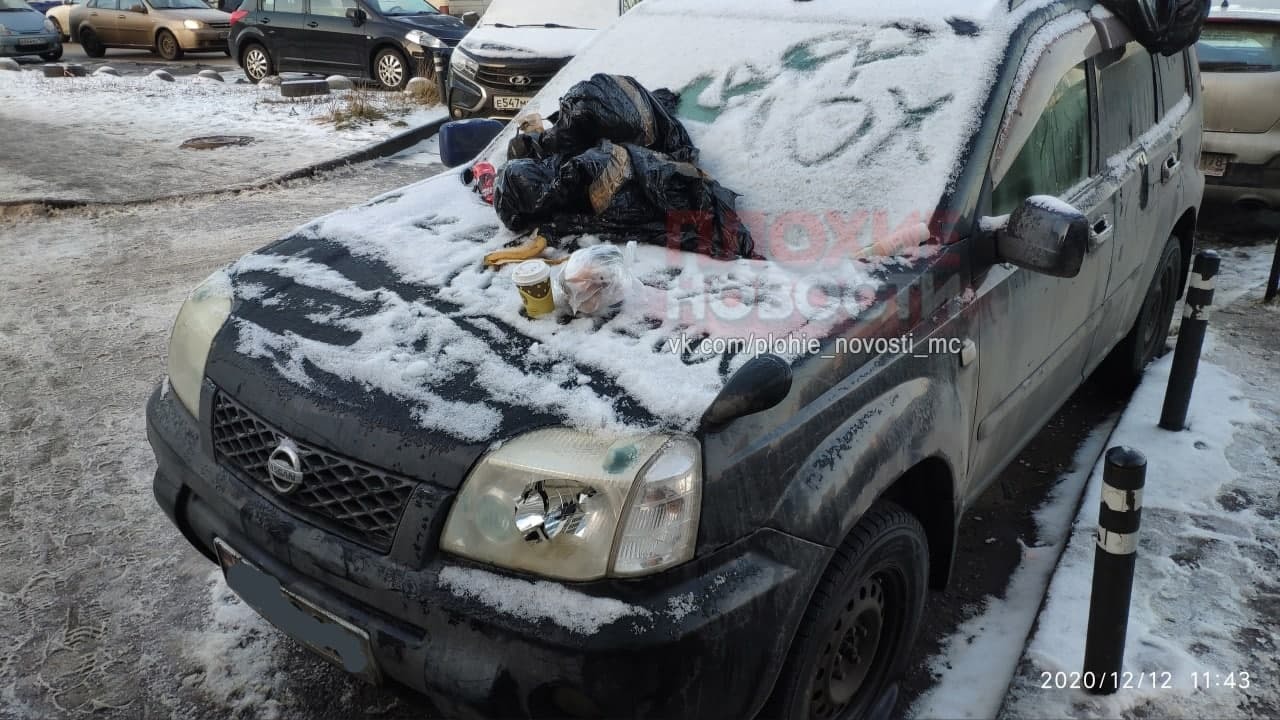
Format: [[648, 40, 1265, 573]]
[[1096, 528, 1138, 555], [1101, 485, 1143, 513]]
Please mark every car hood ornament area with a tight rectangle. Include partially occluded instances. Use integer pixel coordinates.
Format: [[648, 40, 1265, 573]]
[[267, 437, 305, 495]]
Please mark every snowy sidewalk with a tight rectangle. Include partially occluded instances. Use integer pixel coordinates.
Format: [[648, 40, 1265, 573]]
[[1000, 245, 1280, 718], [0, 70, 445, 204]]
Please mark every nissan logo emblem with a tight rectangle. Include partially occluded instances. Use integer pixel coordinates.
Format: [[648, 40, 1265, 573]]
[[509, 75, 532, 86], [267, 439, 305, 495]]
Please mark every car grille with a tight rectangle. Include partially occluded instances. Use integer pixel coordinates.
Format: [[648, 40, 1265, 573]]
[[207, 21, 231, 28], [474, 58, 567, 93], [211, 392, 416, 553]]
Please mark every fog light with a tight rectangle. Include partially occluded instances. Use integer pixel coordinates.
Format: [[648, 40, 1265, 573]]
[[452, 108, 464, 118]]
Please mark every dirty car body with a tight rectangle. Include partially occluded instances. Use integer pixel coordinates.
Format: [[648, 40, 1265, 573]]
[[146, 0, 1203, 718]]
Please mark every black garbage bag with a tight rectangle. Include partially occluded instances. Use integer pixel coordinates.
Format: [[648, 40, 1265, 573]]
[[1098, 0, 1211, 56], [494, 141, 756, 260], [507, 74, 697, 163]]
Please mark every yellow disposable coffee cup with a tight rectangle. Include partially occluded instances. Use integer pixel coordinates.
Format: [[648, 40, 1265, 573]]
[[512, 260, 555, 318]]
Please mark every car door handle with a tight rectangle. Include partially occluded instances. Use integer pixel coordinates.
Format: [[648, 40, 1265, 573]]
[[260, 16, 269, 23], [1161, 155, 1182, 183], [1090, 216, 1113, 251], [307, 20, 318, 27]]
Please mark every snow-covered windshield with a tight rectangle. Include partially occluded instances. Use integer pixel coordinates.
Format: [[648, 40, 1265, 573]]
[[486, 0, 1032, 237], [480, 0, 619, 31]]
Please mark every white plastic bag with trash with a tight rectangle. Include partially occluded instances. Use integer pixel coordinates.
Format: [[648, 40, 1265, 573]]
[[557, 242, 636, 316]]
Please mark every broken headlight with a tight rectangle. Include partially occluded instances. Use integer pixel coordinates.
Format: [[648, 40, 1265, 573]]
[[440, 429, 701, 581], [167, 269, 232, 418]]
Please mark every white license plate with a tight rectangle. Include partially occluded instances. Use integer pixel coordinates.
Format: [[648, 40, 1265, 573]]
[[494, 95, 529, 111], [18, 38, 44, 46], [1199, 153, 1231, 177], [213, 538, 381, 683]]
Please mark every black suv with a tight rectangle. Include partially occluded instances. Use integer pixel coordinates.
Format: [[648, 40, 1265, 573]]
[[229, 0, 467, 89]]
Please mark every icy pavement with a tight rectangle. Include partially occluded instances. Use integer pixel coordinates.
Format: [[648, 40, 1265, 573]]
[[0, 70, 445, 204], [0, 161, 443, 719]]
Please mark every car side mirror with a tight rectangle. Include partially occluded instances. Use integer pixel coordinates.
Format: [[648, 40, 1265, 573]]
[[700, 354, 793, 430], [345, 6, 364, 25], [439, 118, 504, 168], [461, 10, 478, 27], [995, 195, 1089, 278]]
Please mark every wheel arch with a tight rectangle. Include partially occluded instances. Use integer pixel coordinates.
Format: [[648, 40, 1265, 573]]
[[1171, 207, 1198, 299], [154, 25, 177, 47], [368, 40, 408, 77], [879, 457, 957, 590]]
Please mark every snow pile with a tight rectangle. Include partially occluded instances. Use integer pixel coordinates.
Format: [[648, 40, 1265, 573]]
[[184, 571, 289, 720], [437, 566, 651, 635], [1002, 348, 1275, 718]]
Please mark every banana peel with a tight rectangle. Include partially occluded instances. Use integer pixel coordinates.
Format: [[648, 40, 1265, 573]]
[[483, 234, 569, 267]]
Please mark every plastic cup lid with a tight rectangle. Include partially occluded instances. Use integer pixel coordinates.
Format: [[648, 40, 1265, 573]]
[[511, 259, 550, 286]]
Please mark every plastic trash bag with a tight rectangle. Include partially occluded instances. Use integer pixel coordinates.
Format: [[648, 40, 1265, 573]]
[[1098, 0, 1211, 56], [507, 74, 696, 163], [558, 243, 635, 316], [493, 141, 756, 260]]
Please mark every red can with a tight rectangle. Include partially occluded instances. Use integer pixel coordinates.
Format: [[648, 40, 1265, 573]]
[[472, 161, 497, 204]]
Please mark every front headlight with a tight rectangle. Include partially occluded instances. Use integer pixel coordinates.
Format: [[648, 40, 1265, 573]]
[[405, 29, 443, 49], [0, 25, 12, 36], [441, 430, 702, 580], [183, 18, 204, 29], [167, 269, 232, 418], [43, 19, 57, 33], [451, 49, 477, 78]]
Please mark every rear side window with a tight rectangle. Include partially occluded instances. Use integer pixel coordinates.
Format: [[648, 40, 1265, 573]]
[[993, 63, 1091, 216], [262, 0, 302, 12], [1196, 23, 1280, 72], [1098, 43, 1157, 157], [1157, 50, 1189, 114]]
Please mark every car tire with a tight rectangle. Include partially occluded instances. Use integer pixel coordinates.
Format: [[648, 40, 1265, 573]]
[[156, 29, 183, 61], [79, 27, 106, 58], [373, 47, 408, 90], [41, 46, 64, 61], [765, 502, 929, 720], [1101, 235, 1182, 389], [240, 42, 272, 83]]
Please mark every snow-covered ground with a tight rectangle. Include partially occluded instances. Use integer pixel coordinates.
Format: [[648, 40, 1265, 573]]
[[0, 70, 445, 203]]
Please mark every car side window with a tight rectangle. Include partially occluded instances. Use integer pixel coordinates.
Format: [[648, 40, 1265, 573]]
[[309, 0, 353, 16], [1156, 50, 1189, 115], [1097, 43, 1157, 157], [262, 0, 302, 13], [992, 62, 1091, 216]]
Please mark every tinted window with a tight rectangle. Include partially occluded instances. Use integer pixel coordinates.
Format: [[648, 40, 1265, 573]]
[[262, 0, 302, 13], [1196, 23, 1280, 72], [993, 63, 1091, 216], [89, 0, 118, 8], [1098, 43, 1157, 157], [309, 0, 353, 16], [1157, 50, 1189, 113]]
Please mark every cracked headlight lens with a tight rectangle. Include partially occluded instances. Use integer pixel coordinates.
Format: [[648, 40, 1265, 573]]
[[440, 429, 702, 581], [167, 269, 232, 418]]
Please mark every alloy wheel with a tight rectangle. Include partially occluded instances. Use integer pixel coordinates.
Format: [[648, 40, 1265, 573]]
[[244, 47, 269, 81], [377, 52, 404, 89]]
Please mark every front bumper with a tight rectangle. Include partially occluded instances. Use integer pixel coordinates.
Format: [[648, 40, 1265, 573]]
[[175, 27, 229, 51], [0, 32, 59, 56], [146, 383, 828, 719], [447, 69, 532, 121]]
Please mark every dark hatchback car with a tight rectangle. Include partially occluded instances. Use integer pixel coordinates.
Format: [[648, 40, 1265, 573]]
[[149, 1, 1204, 719], [229, 0, 466, 89]]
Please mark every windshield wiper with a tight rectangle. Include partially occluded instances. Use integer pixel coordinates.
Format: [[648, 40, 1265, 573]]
[[490, 22, 593, 30]]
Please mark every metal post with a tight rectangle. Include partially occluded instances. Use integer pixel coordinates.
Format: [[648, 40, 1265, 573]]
[[1083, 446, 1146, 695], [1266, 234, 1280, 303], [433, 50, 449, 109], [1158, 250, 1220, 431]]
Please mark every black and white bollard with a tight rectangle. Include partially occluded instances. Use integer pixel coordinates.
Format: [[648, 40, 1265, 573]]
[[1082, 446, 1146, 695], [1159, 250, 1220, 431], [434, 51, 449, 106]]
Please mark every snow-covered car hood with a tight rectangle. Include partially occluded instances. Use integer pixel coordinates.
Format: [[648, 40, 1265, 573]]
[[221, 0, 1060, 444], [457, 24, 595, 60]]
